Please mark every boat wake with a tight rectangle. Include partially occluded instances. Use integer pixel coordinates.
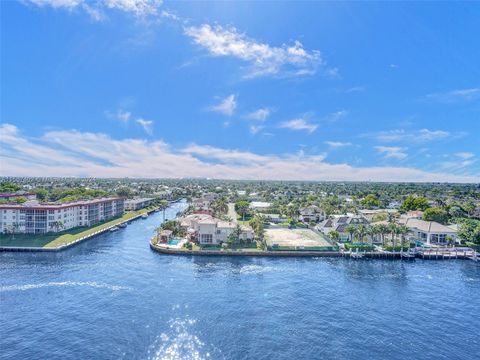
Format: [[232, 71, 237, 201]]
[[0, 281, 130, 292]]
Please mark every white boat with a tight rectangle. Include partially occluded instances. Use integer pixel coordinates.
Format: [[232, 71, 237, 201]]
[[141, 213, 148, 219], [119, 223, 127, 228], [109, 226, 119, 232]]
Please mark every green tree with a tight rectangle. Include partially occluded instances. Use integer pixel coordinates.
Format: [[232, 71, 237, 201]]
[[345, 224, 357, 243], [235, 200, 250, 221], [361, 194, 381, 209], [329, 230, 340, 242], [423, 207, 449, 224], [457, 219, 480, 245], [34, 188, 48, 202], [401, 195, 430, 212]]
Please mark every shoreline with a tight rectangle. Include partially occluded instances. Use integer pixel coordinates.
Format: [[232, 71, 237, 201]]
[[150, 240, 478, 260], [0, 204, 170, 252]]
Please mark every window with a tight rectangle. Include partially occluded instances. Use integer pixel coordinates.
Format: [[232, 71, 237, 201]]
[[201, 233, 213, 243]]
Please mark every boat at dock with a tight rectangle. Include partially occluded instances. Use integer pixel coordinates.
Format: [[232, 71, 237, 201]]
[[141, 214, 148, 219], [118, 223, 127, 228], [109, 226, 119, 232]]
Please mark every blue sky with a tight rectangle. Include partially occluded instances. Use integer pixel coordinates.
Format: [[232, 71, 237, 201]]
[[1, 0, 479, 182]]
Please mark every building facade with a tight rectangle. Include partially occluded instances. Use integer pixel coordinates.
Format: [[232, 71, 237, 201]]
[[124, 198, 154, 211], [0, 197, 125, 234]]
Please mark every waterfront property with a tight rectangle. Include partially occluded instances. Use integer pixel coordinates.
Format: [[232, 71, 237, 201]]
[[179, 213, 254, 245], [0, 197, 125, 234], [317, 215, 369, 242], [264, 228, 336, 251], [401, 218, 458, 245], [124, 197, 154, 211]]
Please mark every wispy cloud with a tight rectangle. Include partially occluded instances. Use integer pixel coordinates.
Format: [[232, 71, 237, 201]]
[[324, 141, 352, 148], [345, 86, 365, 93], [325, 110, 348, 122], [24, 0, 163, 20], [136, 118, 153, 135], [249, 125, 264, 135], [455, 152, 474, 160], [2, 123, 478, 182], [208, 94, 237, 116], [279, 118, 318, 133], [184, 24, 325, 78], [424, 88, 480, 103], [370, 128, 454, 143], [246, 108, 270, 122], [375, 146, 407, 160]]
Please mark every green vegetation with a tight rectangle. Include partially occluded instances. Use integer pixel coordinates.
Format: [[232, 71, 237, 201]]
[[401, 195, 430, 212], [422, 207, 449, 224], [361, 194, 382, 209], [457, 219, 480, 245], [345, 243, 374, 251], [0, 182, 21, 192]]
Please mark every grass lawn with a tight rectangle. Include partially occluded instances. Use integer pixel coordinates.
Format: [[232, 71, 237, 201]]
[[0, 207, 154, 249]]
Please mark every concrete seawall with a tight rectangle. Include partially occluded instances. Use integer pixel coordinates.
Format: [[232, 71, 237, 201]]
[[150, 242, 342, 258]]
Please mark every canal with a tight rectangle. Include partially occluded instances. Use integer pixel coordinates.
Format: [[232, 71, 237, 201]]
[[1, 199, 479, 360]]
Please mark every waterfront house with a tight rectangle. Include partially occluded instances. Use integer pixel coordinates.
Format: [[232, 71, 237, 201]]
[[299, 205, 325, 223], [402, 218, 457, 245], [180, 214, 254, 245], [317, 215, 369, 242], [158, 230, 173, 243]]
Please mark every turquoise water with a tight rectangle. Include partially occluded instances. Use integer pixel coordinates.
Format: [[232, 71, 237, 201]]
[[167, 239, 180, 246], [1, 199, 479, 360]]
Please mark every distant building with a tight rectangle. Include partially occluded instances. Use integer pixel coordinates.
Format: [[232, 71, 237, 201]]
[[299, 205, 326, 223], [249, 201, 271, 211], [359, 209, 397, 222], [0, 191, 37, 201], [263, 214, 288, 224], [124, 198, 154, 211], [0, 197, 124, 234]]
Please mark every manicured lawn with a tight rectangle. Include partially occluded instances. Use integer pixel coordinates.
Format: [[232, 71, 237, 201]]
[[0, 208, 153, 249]]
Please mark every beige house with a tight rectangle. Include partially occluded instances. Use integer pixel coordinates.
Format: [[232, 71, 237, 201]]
[[180, 214, 254, 245], [299, 205, 326, 223], [403, 218, 457, 245]]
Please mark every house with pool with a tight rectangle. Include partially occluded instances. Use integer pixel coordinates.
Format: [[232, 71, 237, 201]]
[[179, 213, 255, 245], [401, 218, 457, 246]]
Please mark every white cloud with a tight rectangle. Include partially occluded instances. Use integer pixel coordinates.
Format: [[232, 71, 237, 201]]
[[375, 146, 407, 160], [345, 86, 365, 93], [1, 123, 478, 182], [455, 152, 474, 160], [425, 88, 480, 103], [184, 24, 324, 78], [24, 0, 162, 19], [136, 118, 153, 135], [246, 108, 270, 122], [372, 128, 452, 142], [249, 125, 264, 135], [115, 109, 131, 123], [325, 110, 348, 122], [324, 141, 352, 148], [279, 119, 318, 133], [208, 94, 237, 116]]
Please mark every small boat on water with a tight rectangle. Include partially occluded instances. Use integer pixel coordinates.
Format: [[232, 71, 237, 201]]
[[109, 226, 119, 232], [118, 223, 127, 228], [141, 214, 148, 219]]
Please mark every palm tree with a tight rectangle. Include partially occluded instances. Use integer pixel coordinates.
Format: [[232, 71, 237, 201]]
[[367, 225, 378, 247], [159, 200, 169, 221], [50, 220, 64, 233], [397, 225, 409, 250], [388, 223, 399, 247], [345, 224, 357, 243], [329, 230, 340, 243], [377, 223, 389, 247], [355, 224, 368, 245]]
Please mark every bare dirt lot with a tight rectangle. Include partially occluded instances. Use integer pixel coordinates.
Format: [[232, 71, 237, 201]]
[[265, 228, 332, 248]]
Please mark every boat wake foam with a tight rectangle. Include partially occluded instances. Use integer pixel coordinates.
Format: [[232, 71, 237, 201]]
[[0, 281, 130, 292]]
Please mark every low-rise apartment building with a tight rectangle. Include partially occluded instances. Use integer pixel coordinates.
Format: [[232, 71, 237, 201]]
[[124, 198, 154, 211], [0, 197, 124, 234]]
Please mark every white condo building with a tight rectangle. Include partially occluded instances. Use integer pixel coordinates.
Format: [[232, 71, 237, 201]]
[[0, 197, 125, 234]]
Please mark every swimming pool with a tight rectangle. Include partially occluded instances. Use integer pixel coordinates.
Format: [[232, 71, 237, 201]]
[[167, 239, 180, 246]]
